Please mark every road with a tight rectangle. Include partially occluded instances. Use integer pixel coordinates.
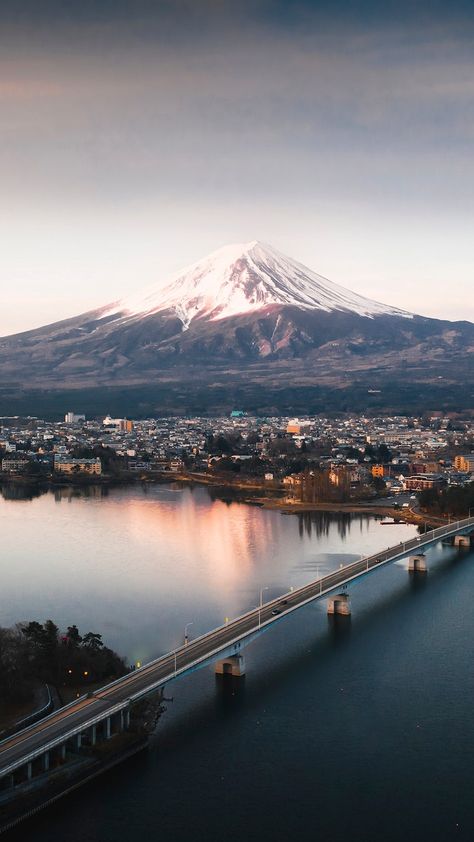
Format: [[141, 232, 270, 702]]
[[1, 516, 473, 779]]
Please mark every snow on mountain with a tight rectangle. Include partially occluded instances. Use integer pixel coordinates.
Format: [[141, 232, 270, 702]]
[[102, 240, 412, 328]]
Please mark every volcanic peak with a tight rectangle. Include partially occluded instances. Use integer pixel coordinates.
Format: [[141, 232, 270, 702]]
[[102, 240, 412, 328]]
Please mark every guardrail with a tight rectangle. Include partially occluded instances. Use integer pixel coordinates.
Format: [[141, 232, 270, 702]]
[[0, 693, 90, 751], [11, 686, 53, 732], [0, 700, 130, 779]]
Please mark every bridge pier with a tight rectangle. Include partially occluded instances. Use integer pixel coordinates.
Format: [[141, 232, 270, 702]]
[[409, 553, 427, 572], [215, 654, 246, 677], [454, 534, 471, 548], [327, 593, 351, 616]]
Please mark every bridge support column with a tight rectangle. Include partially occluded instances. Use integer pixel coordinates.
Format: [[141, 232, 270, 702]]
[[409, 554, 427, 572], [327, 593, 351, 616], [60, 743, 66, 761], [215, 654, 246, 677], [105, 717, 111, 740], [26, 762, 33, 781], [454, 535, 471, 548], [75, 733, 82, 750], [42, 752, 50, 772], [91, 724, 97, 746], [119, 709, 130, 732]]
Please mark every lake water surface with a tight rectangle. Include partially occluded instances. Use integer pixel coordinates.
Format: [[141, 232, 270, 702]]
[[1, 484, 473, 841]]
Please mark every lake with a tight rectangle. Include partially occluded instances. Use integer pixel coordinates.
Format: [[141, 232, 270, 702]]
[[1, 483, 472, 841]]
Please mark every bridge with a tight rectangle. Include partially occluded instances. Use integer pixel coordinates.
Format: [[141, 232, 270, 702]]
[[1, 516, 473, 800]]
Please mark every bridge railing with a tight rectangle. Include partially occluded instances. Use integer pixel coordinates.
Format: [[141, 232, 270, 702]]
[[0, 693, 90, 751], [96, 516, 474, 698], [2, 516, 473, 771], [0, 700, 130, 779]]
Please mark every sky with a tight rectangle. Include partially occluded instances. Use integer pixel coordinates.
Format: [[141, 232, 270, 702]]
[[1, 0, 474, 335]]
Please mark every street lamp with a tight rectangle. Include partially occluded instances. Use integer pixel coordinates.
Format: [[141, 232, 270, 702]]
[[258, 586, 269, 628], [184, 622, 193, 646], [259, 586, 269, 607]]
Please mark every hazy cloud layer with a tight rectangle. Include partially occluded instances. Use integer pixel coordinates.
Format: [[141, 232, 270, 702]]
[[1, 1, 474, 334]]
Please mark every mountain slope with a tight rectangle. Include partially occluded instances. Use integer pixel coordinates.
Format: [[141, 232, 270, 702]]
[[0, 241, 473, 415], [101, 240, 411, 327]]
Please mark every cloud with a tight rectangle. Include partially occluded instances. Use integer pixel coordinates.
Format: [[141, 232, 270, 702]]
[[1, 0, 473, 331]]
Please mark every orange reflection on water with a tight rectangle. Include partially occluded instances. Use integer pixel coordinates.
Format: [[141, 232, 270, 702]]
[[113, 489, 279, 594]]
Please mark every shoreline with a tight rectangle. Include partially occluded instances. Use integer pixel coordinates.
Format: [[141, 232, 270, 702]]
[[1, 470, 444, 527], [166, 472, 439, 526]]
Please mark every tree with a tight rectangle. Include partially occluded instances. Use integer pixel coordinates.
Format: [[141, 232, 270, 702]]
[[1, 620, 127, 707], [43, 620, 59, 656], [377, 444, 392, 464], [82, 632, 104, 651], [66, 625, 82, 647], [25, 461, 42, 476], [22, 620, 47, 649]]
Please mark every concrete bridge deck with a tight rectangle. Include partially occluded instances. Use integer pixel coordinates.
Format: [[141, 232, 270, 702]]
[[1, 516, 473, 781]]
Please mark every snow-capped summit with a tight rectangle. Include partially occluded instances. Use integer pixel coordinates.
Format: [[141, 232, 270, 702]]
[[2, 239, 473, 413], [103, 240, 411, 328]]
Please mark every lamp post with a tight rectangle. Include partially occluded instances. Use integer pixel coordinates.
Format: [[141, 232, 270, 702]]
[[259, 586, 269, 628], [184, 622, 193, 646]]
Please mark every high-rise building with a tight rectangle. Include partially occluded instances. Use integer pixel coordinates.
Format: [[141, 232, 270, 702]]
[[64, 412, 85, 424], [453, 454, 474, 472]]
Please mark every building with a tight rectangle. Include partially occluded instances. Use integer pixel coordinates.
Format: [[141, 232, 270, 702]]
[[371, 464, 389, 478], [103, 416, 134, 432], [409, 461, 440, 475], [405, 474, 446, 492], [1, 457, 30, 473], [54, 456, 102, 475], [64, 412, 85, 424], [287, 419, 310, 435], [453, 455, 474, 473]]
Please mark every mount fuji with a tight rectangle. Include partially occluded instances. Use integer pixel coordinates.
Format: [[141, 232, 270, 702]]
[[1, 241, 473, 415], [100, 240, 411, 327]]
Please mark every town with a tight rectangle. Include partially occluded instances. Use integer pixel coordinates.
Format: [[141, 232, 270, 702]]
[[1, 411, 473, 513]]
